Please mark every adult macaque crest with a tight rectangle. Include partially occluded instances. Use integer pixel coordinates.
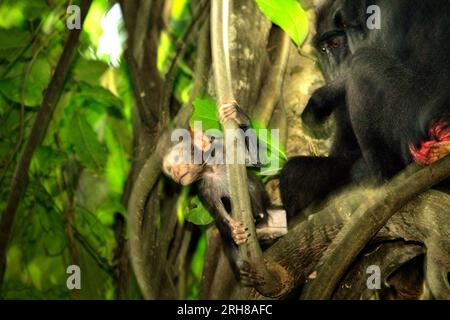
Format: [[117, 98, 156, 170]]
[[162, 103, 287, 285]]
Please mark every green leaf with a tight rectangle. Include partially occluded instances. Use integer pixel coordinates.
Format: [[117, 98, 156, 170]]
[[185, 196, 214, 226], [67, 111, 108, 171], [252, 122, 287, 175], [0, 93, 7, 114], [22, 2, 50, 20], [0, 59, 51, 107], [104, 116, 131, 195], [255, 0, 309, 46], [174, 73, 193, 104], [77, 83, 124, 118], [73, 59, 109, 86], [0, 28, 30, 50], [189, 97, 286, 175], [33, 146, 66, 174], [190, 98, 221, 131]]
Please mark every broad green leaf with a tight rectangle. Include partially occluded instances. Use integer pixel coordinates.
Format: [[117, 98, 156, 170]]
[[73, 59, 109, 86], [185, 196, 214, 225], [77, 83, 124, 118], [67, 112, 108, 171], [33, 146, 66, 174], [255, 0, 309, 46], [0, 93, 7, 114], [23, 2, 50, 20], [76, 205, 111, 251], [83, 0, 109, 48], [0, 59, 51, 107], [174, 73, 193, 104], [252, 122, 287, 176], [97, 200, 126, 226], [0, 28, 30, 50], [0, 3, 26, 29], [190, 98, 221, 131], [104, 116, 131, 195]]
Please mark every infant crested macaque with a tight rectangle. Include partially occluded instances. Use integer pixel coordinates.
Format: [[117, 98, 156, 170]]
[[162, 102, 287, 285]]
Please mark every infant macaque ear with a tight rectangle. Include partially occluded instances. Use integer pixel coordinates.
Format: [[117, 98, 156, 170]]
[[191, 129, 212, 151]]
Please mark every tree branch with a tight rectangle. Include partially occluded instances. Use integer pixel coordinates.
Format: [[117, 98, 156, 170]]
[[233, 188, 450, 299], [211, 0, 281, 297], [120, 0, 160, 126], [333, 242, 424, 300], [0, 0, 92, 287], [253, 27, 290, 127], [301, 154, 450, 299]]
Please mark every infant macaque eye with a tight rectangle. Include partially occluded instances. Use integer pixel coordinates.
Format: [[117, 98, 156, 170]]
[[174, 155, 180, 163]]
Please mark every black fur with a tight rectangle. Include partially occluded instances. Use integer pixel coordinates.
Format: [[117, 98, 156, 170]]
[[280, 0, 450, 216]]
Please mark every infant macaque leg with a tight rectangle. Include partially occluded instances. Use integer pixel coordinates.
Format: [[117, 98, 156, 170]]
[[256, 208, 288, 241], [229, 218, 251, 246], [218, 101, 250, 127], [238, 260, 266, 286]]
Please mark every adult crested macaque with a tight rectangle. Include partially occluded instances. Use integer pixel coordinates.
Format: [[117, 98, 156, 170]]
[[280, 0, 450, 217], [163, 102, 287, 285]]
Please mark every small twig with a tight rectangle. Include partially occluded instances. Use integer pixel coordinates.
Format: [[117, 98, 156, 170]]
[[253, 27, 290, 127], [112, 213, 129, 299]]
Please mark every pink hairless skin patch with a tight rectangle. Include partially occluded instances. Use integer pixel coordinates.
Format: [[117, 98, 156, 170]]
[[410, 119, 450, 166]]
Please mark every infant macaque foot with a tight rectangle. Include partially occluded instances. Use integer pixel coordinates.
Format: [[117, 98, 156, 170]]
[[239, 260, 266, 286], [229, 218, 250, 246], [218, 101, 249, 127]]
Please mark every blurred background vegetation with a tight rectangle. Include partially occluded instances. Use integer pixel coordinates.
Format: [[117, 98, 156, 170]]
[[0, 0, 197, 299]]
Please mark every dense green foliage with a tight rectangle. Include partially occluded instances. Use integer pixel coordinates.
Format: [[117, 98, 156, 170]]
[[0, 0, 132, 299]]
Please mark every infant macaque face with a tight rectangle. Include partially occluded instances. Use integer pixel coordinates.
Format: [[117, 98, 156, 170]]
[[162, 144, 204, 186]]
